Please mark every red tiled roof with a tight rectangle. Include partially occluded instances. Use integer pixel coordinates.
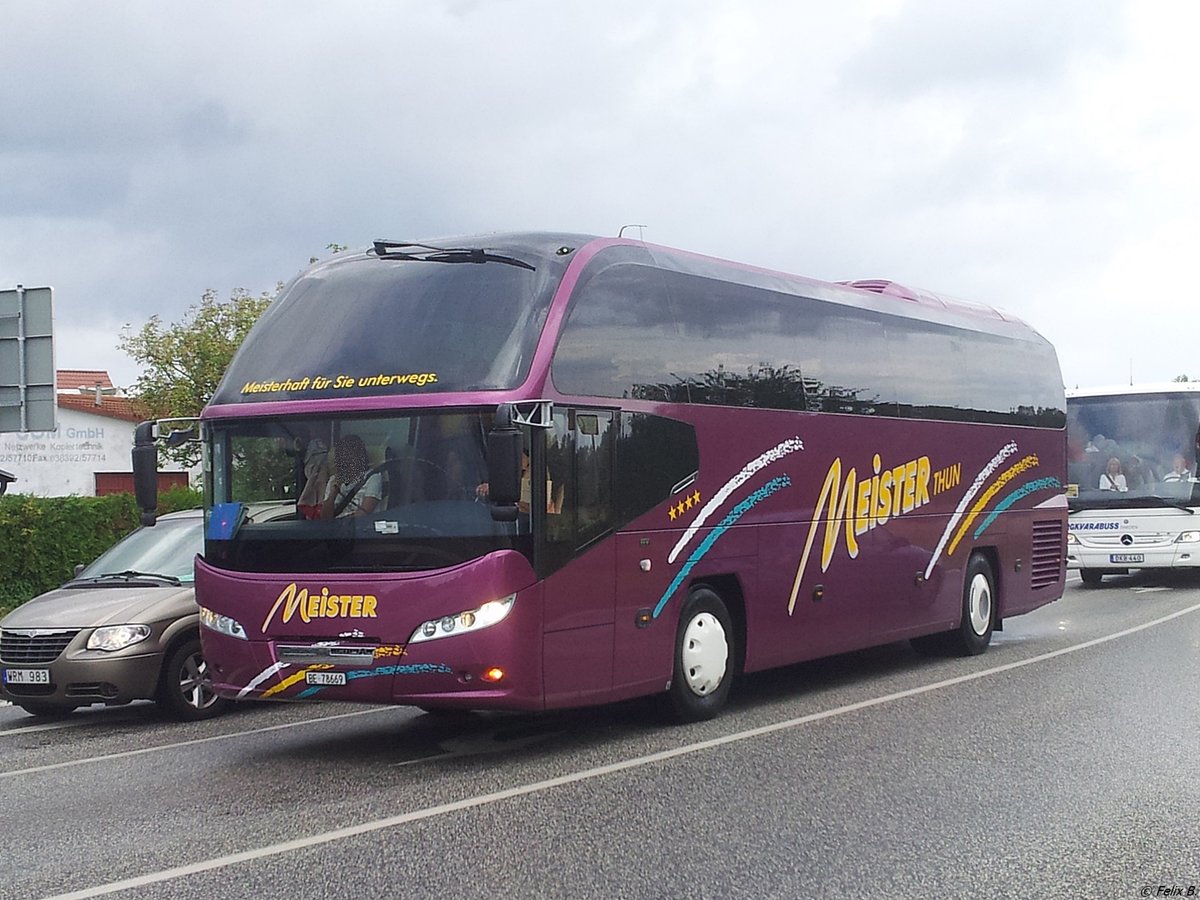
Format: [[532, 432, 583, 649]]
[[57, 369, 115, 391], [56, 394, 147, 423]]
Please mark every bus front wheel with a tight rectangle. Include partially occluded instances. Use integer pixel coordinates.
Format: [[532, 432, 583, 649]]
[[666, 587, 734, 723], [1079, 569, 1104, 587]]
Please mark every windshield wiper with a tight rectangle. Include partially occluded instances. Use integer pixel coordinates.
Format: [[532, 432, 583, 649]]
[[372, 240, 535, 271], [1069, 496, 1195, 514], [71, 570, 183, 586]]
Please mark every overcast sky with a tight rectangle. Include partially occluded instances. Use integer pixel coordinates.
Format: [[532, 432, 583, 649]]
[[2, 0, 1197, 392]]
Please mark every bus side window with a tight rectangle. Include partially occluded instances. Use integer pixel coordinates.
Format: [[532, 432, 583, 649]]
[[546, 410, 615, 565]]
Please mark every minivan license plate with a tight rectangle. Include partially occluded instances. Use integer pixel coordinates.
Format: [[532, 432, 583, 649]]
[[1109, 553, 1144, 564], [3, 668, 51, 685], [305, 671, 346, 686]]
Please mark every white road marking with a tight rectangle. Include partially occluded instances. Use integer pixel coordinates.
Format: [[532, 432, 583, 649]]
[[0, 707, 394, 779], [43, 599, 1200, 900]]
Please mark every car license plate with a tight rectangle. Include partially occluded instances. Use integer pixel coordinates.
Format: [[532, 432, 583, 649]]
[[1109, 553, 1144, 564], [305, 671, 346, 686], [2, 668, 51, 685]]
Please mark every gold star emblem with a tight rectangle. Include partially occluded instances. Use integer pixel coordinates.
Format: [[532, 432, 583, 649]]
[[668, 505, 677, 521]]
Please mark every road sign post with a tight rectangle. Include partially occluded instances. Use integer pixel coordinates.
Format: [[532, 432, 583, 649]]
[[0, 285, 56, 433]]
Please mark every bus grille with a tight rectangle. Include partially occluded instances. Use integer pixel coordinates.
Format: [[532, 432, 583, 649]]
[[1030, 520, 1064, 589], [0, 629, 80, 665]]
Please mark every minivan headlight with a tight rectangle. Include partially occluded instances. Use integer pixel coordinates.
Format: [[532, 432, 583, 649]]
[[87, 624, 152, 652]]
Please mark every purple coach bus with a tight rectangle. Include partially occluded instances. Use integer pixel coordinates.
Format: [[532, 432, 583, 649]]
[[134, 233, 1067, 721]]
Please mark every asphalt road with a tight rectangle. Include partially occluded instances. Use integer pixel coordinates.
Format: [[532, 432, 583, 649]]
[[2, 572, 1198, 900]]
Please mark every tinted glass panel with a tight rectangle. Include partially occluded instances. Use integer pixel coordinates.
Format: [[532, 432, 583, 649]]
[[552, 264, 815, 410], [213, 252, 562, 405], [888, 318, 1065, 426], [204, 411, 531, 573], [552, 260, 1063, 427], [616, 412, 699, 523], [546, 410, 616, 549]]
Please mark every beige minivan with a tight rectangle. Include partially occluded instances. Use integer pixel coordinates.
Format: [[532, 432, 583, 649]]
[[0, 509, 226, 720]]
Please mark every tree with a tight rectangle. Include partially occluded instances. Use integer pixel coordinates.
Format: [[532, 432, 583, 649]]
[[119, 286, 276, 464], [1174, 374, 1191, 382]]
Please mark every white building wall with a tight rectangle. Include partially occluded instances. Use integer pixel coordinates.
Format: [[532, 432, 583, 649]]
[[0, 406, 191, 497]]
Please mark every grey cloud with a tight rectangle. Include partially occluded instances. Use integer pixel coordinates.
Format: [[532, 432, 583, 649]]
[[841, 0, 1128, 99]]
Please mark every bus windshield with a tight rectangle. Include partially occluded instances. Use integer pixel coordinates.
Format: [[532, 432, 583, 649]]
[[1067, 391, 1200, 510], [204, 411, 532, 573], [210, 244, 565, 406]]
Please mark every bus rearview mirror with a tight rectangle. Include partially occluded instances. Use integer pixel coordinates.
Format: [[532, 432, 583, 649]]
[[487, 419, 523, 515], [132, 421, 160, 526]]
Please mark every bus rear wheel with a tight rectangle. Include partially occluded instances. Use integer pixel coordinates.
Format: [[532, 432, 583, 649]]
[[954, 554, 995, 656], [666, 587, 735, 723], [912, 553, 995, 657]]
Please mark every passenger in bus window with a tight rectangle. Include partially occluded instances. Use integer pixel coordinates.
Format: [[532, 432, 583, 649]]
[[1123, 454, 1152, 489], [321, 434, 383, 518], [1099, 457, 1128, 492], [296, 436, 330, 519], [1163, 453, 1194, 483]]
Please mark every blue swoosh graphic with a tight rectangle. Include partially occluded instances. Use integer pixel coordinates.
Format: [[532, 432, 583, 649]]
[[654, 475, 791, 618], [972, 477, 1063, 539]]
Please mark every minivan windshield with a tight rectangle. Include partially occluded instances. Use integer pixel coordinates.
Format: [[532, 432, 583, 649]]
[[75, 515, 203, 584]]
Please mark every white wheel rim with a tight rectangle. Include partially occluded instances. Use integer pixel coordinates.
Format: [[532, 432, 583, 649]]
[[680, 611, 729, 697], [967, 573, 992, 636]]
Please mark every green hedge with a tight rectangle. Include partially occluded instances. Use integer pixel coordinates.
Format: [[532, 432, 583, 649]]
[[0, 488, 202, 616]]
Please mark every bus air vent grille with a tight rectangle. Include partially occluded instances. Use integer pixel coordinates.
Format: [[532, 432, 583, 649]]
[[1030, 520, 1065, 589]]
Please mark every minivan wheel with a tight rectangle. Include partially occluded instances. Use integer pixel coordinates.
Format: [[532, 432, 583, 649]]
[[157, 638, 227, 721]]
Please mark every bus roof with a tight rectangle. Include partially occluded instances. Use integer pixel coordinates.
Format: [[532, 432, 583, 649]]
[[205, 231, 1055, 418], [1067, 382, 1200, 399]]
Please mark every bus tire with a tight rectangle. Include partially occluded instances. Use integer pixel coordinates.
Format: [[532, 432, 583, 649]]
[[955, 554, 995, 656], [1079, 569, 1103, 587], [912, 554, 996, 656], [666, 587, 734, 723], [157, 637, 228, 722]]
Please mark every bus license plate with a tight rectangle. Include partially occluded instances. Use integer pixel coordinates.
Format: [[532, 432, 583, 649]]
[[1109, 553, 1144, 564], [3, 668, 51, 685], [305, 671, 346, 687]]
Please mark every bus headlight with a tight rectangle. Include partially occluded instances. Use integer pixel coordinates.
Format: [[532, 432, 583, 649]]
[[199, 606, 248, 640], [1066, 532, 1078, 545], [1175, 531, 1200, 544], [87, 624, 151, 652], [409, 594, 516, 644]]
